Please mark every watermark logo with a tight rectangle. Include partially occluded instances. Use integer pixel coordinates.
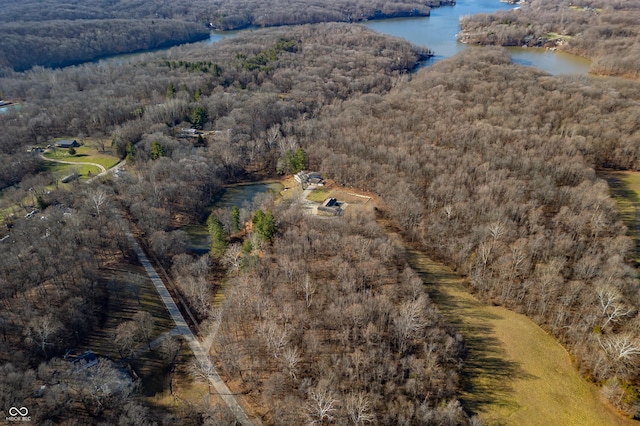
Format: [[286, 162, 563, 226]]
[[6, 406, 30, 422]]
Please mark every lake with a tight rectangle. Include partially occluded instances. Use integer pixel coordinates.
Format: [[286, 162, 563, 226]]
[[362, 0, 592, 75], [96, 0, 591, 76], [0, 104, 21, 114]]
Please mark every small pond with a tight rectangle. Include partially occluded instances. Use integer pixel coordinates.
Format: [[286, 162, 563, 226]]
[[184, 181, 284, 253]]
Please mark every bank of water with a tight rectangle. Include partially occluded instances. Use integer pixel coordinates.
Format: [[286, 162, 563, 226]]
[[95, 1, 590, 76], [363, 0, 592, 75], [184, 181, 284, 253], [0, 104, 21, 114]]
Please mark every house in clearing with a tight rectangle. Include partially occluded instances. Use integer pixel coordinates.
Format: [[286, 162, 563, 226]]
[[316, 197, 342, 216], [55, 139, 80, 148], [294, 171, 324, 188]]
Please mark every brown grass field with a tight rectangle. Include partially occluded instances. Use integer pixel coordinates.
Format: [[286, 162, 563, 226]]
[[407, 251, 635, 426], [602, 170, 640, 263]]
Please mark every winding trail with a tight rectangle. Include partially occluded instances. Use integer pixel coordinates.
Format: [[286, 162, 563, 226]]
[[40, 155, 107, 173]]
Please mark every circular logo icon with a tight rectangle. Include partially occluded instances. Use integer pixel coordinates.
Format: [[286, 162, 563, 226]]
[[8, 407, 28, 417]]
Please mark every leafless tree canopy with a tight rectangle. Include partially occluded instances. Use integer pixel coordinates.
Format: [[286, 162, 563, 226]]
[[213, 210, 467, 424], [0, 0, 451, 70], [1, 17, 640, 421]]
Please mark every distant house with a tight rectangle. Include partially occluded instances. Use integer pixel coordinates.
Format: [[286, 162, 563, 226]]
[[294, 171, 324, 187], [178, 128, 202, 138], [317, 198, 342, 216], [55, 139, 80, 148], [73, 351, 98, 369]]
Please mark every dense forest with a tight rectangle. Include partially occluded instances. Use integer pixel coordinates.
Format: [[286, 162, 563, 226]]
[[458, 0, 640, 78], [0, 20, 210, 72], [0, 0, 451, 71], [302, 47, 640, 416], [213, 208, 467, 424], [2, 15, 640, 424], [0, 25, 461, 424]]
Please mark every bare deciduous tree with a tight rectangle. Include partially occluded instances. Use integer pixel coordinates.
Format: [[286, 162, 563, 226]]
[[281, 346, 301, 379], [25, 314, 61, 358], [306, 385, 337, 425], [346, 391, 374, 425], [600, 333, 640, 375], [222, 243, 243, 274], [596, 285, 634, 328]]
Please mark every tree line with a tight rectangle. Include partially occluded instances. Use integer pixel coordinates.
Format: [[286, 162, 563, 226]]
[[0, 19, 210, 71], [298, 47, 640, 416], [0, 24, 446, 423]]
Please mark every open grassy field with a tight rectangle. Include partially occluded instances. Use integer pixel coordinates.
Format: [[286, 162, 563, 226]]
[[406, 249, 633, 425], [47, 137, 120, 169], [601, 170, 640, 262], [42, 160, 101, 182]]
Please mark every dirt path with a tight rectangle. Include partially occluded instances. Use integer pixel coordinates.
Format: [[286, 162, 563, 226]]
[[119, 216, 256, 426], [405, 249, 633, 426], [40, 155, 107, 173]]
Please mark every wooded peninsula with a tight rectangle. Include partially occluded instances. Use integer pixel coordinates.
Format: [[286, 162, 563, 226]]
[[2, 1, 640, 425], [459, 0, 640, 78], [0, 0, 451, 71]]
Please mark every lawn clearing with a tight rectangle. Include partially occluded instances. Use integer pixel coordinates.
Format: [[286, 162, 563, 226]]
[[545, 32, 573, 40], [406, 250, 633, 426], [601, 170, 640, 262], [46, 137, 120, 169], [43, 161, 101, 182], [306, 188, 330, 203]]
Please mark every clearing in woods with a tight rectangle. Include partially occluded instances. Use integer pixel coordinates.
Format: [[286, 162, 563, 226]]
[[602, 170, 640, 263], [406, 249, 634, 425]]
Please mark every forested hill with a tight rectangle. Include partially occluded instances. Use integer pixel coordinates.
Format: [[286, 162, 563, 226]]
[[0, 20, 210, 72], [0, 24, 469, 424], [0, 0, 452, 71], [2, 19, 640, 421], [458, 0, 640, 79]]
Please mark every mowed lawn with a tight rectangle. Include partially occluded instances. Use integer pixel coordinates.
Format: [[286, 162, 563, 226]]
[[42, 160, 101, 181], [45, 137, 120, 169], [408, 252, 634, 426]]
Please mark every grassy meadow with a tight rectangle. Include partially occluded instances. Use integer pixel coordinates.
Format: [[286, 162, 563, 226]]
[[602, 171, 640, 263], [406, 250, 634, 425]]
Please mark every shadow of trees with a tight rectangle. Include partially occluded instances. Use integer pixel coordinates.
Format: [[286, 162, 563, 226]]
[[407, 249, 534, 419]]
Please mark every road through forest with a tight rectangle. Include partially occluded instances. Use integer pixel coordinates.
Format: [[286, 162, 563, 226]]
[[119, 216, 255, 426]]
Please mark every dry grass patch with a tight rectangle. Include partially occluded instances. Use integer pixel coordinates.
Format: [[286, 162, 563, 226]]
[[305, 188, 330, 202], [406, 250, 634, 426], [79, 264, 174, 361], [602, 170, 640, 263]]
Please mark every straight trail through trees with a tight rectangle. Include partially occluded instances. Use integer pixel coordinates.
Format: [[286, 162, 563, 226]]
[[117, 214, 255, 426], [384, 228, 633, 425]]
